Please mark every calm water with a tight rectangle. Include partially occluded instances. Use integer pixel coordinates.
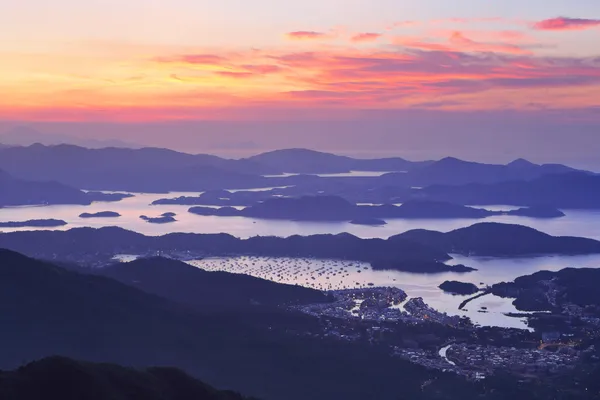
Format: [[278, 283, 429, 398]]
[[188, 253, 600, 330], [2, 191, 600, 240]]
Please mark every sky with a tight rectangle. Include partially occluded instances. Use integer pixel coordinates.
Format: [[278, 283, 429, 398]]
[[1, 0, 600, 164]]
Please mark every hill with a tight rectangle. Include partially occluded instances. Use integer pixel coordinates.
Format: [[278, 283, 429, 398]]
[[246, 148, 425, 174], [392, 223, 600, 256], [416, 172, 600, 208], [491, 268, 600, 313], [0, 144, 276, 192], [398, 157, 581, 186], [96, 257, 330, 310], [0, 168, 131, 207], [0, 226, 465, 273], [0, 357, 253, 400], [0, 249, 483, 400]]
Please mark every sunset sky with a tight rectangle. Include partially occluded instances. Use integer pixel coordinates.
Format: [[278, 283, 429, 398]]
[[1, 0, 600, 164]]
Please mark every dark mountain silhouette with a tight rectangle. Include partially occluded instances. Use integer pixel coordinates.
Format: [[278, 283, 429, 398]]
[[0, 357, 254, 400], [416, 172, 600, 208], [0, 168, 131, 207], [188, 197, 562, 221], [96, 257, 330, 310], [246, 148, 427, 173], [0, 227, 467, 273], [392, 223, 600, 256]]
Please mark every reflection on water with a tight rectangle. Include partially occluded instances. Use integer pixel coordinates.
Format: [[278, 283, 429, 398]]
[[2, 191, 600, 240], [188, 253, 600, 330]]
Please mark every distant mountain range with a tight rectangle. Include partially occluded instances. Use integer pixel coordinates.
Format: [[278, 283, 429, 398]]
[[0, 226, 462, 273], [247, 148, 431, 173], [0, 144, 588, 193], [414, 172, 600, 208], [0, 126, 140, 149]]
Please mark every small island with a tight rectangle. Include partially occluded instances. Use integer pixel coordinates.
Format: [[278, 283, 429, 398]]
[[86, 192, 134, 203], [350, 218, 387, 226], [505, 206, 565, 219], [140, 212, 177, 224], [79, 211, 122, 219], [439, 280, 480, 295], [0, 219, 68, 228]]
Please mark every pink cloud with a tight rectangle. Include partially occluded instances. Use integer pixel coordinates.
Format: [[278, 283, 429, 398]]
[[395, 30, 531, 55], [448, 31, 532, 55], [533, 17, 600, 31], [350, 33, 383, 43], [286, 31, 329, 40]]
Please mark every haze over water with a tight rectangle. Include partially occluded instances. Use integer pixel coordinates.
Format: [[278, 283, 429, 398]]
[[2, 190, 600, 240]]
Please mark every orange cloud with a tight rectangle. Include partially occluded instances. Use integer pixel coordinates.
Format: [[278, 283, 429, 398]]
[[154, 54, 228, 65], [3, 27, 600, 121], [350, 33, 382, 43], [533, 17, 600, 31], [286, 31, 329, 40]]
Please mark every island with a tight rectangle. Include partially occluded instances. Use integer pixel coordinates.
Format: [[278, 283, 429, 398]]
[[140, 212, 177, 224], [0, 168, 135, 208], [392, 222, 600, 256], [85, 192, 134, 203], [505, 206, 565, 218], [0, 219, 68, 228], [79, 211, 121, 218], [187, 197, 525, 222], [350, 218, 387, 226], [414, 172, 600, 209], [0, 226, 472, 274], [491, 268, 600, 313], [439, 281, 480, 296]]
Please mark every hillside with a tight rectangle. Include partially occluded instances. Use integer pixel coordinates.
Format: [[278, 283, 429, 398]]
[[417, 172, 600, 208], [0, 249, 481, 400], [0, 168, 131, 207], [246, 148, 424, 173], [0, 227, 462, 273], [0, 144, 276, 192], [97, 257, 330, 310], [0, 357, 253, 400], [399, 157, 581, 186]]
